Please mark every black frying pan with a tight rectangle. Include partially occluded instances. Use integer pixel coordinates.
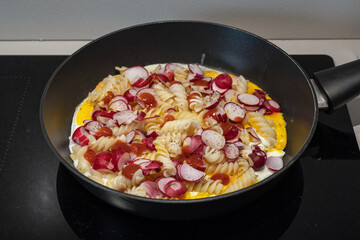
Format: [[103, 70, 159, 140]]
[[40, 21, 360, 220]]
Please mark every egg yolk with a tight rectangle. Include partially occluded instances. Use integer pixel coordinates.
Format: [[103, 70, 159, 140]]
[[76, 99, 94, 126]]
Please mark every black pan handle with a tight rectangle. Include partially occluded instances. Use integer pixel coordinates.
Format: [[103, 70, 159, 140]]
[[313, 59, 360, 113]]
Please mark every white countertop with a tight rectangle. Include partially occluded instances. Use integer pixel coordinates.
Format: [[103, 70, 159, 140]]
[[1, 39, 360, 147]]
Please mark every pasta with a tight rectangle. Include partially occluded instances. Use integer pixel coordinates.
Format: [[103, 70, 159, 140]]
[[69, 63, 287, 200]]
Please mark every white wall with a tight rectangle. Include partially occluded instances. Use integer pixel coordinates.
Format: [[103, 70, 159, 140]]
[[1, 0, 359, 40]]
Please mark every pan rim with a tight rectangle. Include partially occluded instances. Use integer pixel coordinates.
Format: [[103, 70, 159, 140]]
[[40, 20, 319, 205]]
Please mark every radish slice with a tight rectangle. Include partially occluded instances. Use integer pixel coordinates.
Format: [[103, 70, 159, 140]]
[[214, 74, 232, 89], [134, 111, 146, 121], [113, 110, 138, 125], [253, 91, 266, 102], [126, 131, 136, 143], [140, 180, 163, 198], [247, 127, 260, 140], [166, 108, 177, 114], [210, 81, 228, 95], [130, 158, 151, 166], [165, 63, 180, 72], [204, 91, 221, 109], [237, 93, 260, 106], [201, 129, 226, 150], [164, 180, 187, 198], [143, 115, 160, 120], [154, 74, 169, 84], [162, 71, 175, 82], [72, 126, 90, 146], [135, 129, 147, 137], [223, 143, 240, 159], [187, 72, 203, 82], [136, 88, 157, 108], [84, 121, 104, 135], [93, 152, 115, 172], [109, 100, 130, 112], [258, 108, 267, 115], [105, 118, 118, 128], [202, 77, 212, 82], [110, 95, 129, 104], [124, 89, 138, 103], [146, 130, 159, 138], [249, 153, 266, 170], [132, 75, 152, 88], [124, 66, 149, 86], [142, 138, 156, 151], [224, 89, 236, 102], [111, 149, 130, 171], [92, 110, 112, 122], [188, 64, 204, 76], [177, 163, 205, 182], [264, 99, 281, 112], [244, 105, 260, 112], [224, 126, 239, 141], [141, 160, 163, 175], [215, 106, 228, 122], [224, 102, 246, 123], [156, 177, 176, 195], [182, 135, 202, 155]]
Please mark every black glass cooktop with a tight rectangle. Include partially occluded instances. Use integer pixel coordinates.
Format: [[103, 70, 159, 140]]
[[1, 55, 359, 240]]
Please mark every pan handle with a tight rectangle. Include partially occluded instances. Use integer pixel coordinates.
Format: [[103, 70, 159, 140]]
[[313, 59, 360, 113]]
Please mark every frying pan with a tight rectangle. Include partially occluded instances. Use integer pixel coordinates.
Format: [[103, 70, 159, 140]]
[[40, 21, 360, 220]]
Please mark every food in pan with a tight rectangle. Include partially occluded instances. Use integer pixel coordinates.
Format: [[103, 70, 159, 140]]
[[69, 63, 286, 199]]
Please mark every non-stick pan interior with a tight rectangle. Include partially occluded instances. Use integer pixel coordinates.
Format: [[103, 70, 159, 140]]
[[42, 21, 317, 183]]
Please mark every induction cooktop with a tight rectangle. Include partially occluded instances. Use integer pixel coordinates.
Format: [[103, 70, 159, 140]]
[[0, 55, 359, 240]]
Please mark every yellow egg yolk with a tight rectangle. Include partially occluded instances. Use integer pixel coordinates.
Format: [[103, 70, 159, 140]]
[[76, 99, 94, 126]]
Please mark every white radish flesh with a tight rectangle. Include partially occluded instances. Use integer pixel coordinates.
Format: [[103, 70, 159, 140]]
[[204, 91, 221, 109], [224, 143, 240, 159], [201, 129, 226, 150], [224, 102, 246, 123], [109, 100, 130, 112], [237, 93, 260, 106], [177, 163, 205, 182], [124, 66, 149, 85]]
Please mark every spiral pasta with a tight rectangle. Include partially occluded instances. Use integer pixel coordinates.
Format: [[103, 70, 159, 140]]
[[126, 185, 147, 197], [232, 75, 248, 94], [153, 137, 176, 177], [113, 169, 145, 190], [169, 84, 188, 111], [70, 145, 90, 174], [203, 146, 226, 164], [206, 158, 249, 175], [223, 168, 257, 193], [247, 112, 277, 148], [185, 179, 224, 195], [111, 122, 143, 136], [153, 83, 175, 105], [88, 75, 130, 103], [188, 91, 204, 113], [88, 135, 125, 152]]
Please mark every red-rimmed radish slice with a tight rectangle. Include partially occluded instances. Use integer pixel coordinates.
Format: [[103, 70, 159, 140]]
[[244, 105, 260, 112], [111, 148, 130, 171], [110, 95, 128, 104], [264, 99, 281, 112], [83, 120, 92, 125], [154, 74, 169, 84], [177, 163, 205, 182], [124, 66, 149, 86], [93, 152, 115, 172], [247, 127, 260, 140], [135, 129, 147, 137], [224, 126, 240, 141], [113, 110, 138, 125], [84, 120, 104, 135], [140, 180, 163, 198], [124, 89, 137, 103], [165, 63, 179, 71], [182, 135, 202, 155], [142, 138, 156, 151], [253, 91, 266, 102], [156, 177, 176, 195], [249, 152, 266, 170], [141, 160, 163, 175], [188, 64, 204, 76], [146, 130, 159, 138], [132, 75, 152, 88], [129, 158, 151, 166], [143, 115, 160, 120], [109, 100, 130, 112], [210, 81, 228, 95], [201, 129, 226, 150], [237, 93, 260, 106], [258, 108, 267, 115], [164, 180, 187, 198], [126, 131, 136, 143], [266, 157, 283, 171], [215, 106, 228, 122], [134, 111, 146, 121], [72, 126, 90, 146], [224, 89, 236, 102], [105, 119, 118, 128], [224, 102, 246, 123], [204, 91, 221, 109], [166, 108, 177, 114], [129, 152, 137, 161], [136, 88, 157, 108], [214, 73, 232, 89], [161, 72, 174, 82], [91, 110, 113, 124], [223, 143, 240, 159]]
